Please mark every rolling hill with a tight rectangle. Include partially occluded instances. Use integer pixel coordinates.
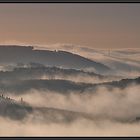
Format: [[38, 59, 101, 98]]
[[0, 45, 111, 74]]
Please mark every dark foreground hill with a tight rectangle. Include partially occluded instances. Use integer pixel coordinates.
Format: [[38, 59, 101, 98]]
[[0, 95, 32, 120], [0, 95, 95, 123], [0, 45, 111, 74]]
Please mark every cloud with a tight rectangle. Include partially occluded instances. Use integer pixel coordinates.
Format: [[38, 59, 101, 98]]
[[1, 113, 140, 136], [10, 83, 140, 121], [0, 73, 139, 136]]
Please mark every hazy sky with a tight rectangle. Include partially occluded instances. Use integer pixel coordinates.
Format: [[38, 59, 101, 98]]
[[0, 4, 140, 49]]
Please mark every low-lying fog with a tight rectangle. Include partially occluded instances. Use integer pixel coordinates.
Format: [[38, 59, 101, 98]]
[[0, 46, 139, 136]]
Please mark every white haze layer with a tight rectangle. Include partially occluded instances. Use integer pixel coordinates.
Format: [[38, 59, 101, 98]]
[[1, 117, 140, 136], [2, 83, 139, 136]]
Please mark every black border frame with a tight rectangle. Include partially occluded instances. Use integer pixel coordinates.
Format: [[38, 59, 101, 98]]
[[0, 0, 140, 139], [0, 137, 140, 139], [0, 0, 140, 3]]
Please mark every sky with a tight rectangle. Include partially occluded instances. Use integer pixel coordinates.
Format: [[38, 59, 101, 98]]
[[0, 3, 140, 49]]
